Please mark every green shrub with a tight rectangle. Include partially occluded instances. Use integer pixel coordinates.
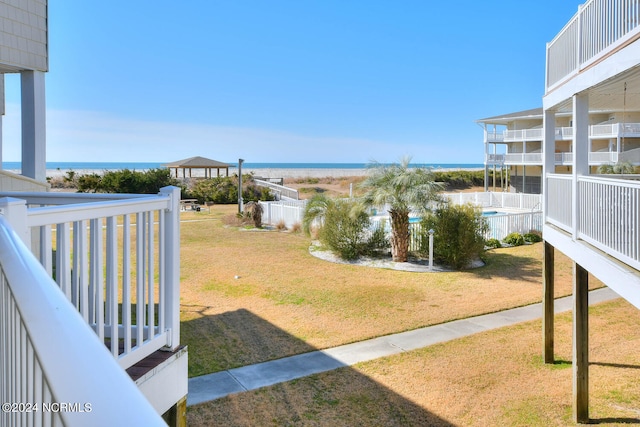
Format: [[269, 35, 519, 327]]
[[76, 168, 180, 194], [420, 202, 488, 269], [485, 238, 502, 249], [303, 195, 374, 260], [503, 232, 525, 246], [319, 200, 371, 260], [186, 175, 274, 204], [524, 232, 542, 243]]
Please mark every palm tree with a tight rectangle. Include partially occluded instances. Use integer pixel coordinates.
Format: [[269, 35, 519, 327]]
[[302, 194, 333, 236], [360, 157, 443, 262]]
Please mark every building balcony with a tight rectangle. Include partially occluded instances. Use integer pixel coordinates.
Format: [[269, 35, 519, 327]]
[[0, 187, 186, 426], [545, 174, 640, 308], [546, 0, 640, 92], [504, 128, 544, 142], [485, 123, 640, 144], [486, 150, 624, 166]]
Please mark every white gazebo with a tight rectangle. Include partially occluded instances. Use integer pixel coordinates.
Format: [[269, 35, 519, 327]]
[[164, 156, 230, 178]]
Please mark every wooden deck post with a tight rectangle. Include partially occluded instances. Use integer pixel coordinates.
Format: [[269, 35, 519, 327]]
[[543, 241, 555, 363], [573, 262, 589, 423]]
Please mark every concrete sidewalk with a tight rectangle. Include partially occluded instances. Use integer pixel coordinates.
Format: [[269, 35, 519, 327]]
[[187, 287, 619, 406]]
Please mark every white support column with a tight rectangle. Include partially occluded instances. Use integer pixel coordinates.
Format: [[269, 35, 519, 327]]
[[572, 93, 589, 240], [21, 71, 46, 182], [484, 139, 489, 192], [543, 109, 556, 216], [160, 186, 181, 351]]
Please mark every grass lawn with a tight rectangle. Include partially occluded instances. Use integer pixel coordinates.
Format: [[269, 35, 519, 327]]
[[179, 205, 638, 425], [187, 298, 640, 426], [180, 205, 601, 377]]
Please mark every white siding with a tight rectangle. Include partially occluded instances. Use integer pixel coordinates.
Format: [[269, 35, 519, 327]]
[[0, 0, 47, 72]]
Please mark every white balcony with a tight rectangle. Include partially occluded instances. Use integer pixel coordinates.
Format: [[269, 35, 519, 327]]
[[0, 187, 186, 425], [486, 123, 640, 144], [504, 128, 543, 142], [503, 153, 543, 164], [546, 174, 640, 307], [546, 0, 640, 92]]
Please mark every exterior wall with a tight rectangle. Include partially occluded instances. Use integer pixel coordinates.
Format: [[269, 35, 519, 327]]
[[0, 0, 48, 72], [512, 119, 541, 130], [0, 169, 48, 191]]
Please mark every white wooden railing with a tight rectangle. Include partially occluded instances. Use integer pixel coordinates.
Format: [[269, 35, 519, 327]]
[[547, 0, 640, 90], [503, 153, 543, 164], [254, 179, 299, 200], [578, 176, 640, 269], [443, 192, 542, 210], [590, 151, 619, 163], [485, 154, 506, 164], [546, 174, 573, 229], [485, 130, 504, 143], [486, 123, 640, 144], [0, 187, 181, 372], [487, 150, 630, 166], [504, 128, 543, 141], [555, 152, 574, 165], [0, 212, 165, 426], [556, 126, 574, 139], [546, 174, 640, 270]]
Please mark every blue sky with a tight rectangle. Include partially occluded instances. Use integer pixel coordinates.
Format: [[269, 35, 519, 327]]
[[4, 1, 583, 164]]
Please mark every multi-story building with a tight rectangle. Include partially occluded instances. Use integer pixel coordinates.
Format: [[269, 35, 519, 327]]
[[540, 0, 640, 423], [478, 105, 640, 194], [0, 2, 187, 425]]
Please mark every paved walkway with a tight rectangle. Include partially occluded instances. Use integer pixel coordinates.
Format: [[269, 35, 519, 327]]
[[187, 287, 619, 406]]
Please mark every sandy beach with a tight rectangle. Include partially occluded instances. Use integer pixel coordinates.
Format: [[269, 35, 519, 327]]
[[41, 166, 479, 180]]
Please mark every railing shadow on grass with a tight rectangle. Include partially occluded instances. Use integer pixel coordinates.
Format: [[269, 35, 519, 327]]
[[182, 307, 457, 427]]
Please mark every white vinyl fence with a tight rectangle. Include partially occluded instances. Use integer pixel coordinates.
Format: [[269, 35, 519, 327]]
[[260, 192, 543, 243], [260, 200, 307, 228]]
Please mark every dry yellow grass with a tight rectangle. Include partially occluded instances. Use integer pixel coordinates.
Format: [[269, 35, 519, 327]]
[[187, 299, 640, 426], [179, 205, 601, 377]]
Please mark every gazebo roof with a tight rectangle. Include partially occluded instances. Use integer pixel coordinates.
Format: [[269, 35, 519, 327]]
[[163, 156, 230, 168]]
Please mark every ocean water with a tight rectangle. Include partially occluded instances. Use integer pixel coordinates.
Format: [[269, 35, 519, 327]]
[[2, 161, 483, 171]]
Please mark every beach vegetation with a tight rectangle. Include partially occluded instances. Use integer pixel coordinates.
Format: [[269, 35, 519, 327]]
[[187, 174, 275, 204], [244, 201, 264, 228], [419, 202, 488, 269], [302, 194, 389, 259], [360, 157, 443, 262], [432, 169, 485, 189], [485, 238, 502, 249], [302, 194, 372, 260], [524, 232, 542, 243], [76, 173, 103, 193], [596, 161, 636, 174], [74, 168, 180, 194], [503, 232, 525, 246]]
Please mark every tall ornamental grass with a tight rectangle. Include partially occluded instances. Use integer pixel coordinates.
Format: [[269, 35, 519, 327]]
[[420, 203, 488, 269]]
